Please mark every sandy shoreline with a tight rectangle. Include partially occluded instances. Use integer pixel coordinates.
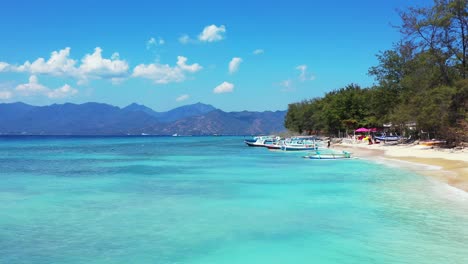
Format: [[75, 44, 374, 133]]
[[332, 141, 468, 192]]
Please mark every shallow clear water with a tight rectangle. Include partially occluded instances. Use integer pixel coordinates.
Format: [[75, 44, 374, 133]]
[[1, 136, 467, 264]]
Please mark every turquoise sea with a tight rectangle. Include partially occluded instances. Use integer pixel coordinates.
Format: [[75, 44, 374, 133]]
[[1, 136, 467, 264]]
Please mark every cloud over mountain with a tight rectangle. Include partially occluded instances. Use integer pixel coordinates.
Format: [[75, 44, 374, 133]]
[[213, 81, 234, 94], [132, 56, 202, 84], [176, 94, 190, 102], [15, 75, 77, 98], [0, 47, 129, 84]]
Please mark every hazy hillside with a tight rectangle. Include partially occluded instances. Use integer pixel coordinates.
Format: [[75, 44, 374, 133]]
[[0, 102, 286, 135]]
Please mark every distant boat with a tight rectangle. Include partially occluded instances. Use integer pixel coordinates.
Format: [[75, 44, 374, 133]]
[[375, 136, 400, 141], [279, 137, 318, 151], [264, 141, 283, 150], [172, 133, 178, 137], [280, 144, 317, 151], [244, 138, 257, 143], [244, 136, 279, 147], [141, 133, 149, 136], [304, 150, 352, 159]]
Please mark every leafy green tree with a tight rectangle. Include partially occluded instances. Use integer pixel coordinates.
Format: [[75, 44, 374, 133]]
[[284, 0, 467, 143]]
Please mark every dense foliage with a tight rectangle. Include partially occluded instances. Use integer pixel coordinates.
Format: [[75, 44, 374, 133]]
[[285, 0, 468, 144]]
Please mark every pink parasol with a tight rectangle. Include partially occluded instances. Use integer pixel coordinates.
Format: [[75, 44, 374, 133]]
[[355, 127, 369, 132]]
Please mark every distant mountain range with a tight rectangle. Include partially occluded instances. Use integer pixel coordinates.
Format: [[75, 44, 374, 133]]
[[0, 102, 286, 135]]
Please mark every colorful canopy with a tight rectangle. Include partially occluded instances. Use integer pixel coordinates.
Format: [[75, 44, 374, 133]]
[[355, 127, 369, 132]]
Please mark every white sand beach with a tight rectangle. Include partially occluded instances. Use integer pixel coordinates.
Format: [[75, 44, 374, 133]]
[[333, 140, 468, 192]]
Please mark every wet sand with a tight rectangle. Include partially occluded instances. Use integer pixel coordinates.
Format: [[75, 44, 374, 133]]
[[333, 142, 468, 192]]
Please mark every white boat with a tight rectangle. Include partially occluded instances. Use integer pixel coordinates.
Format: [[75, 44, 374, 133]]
[[374, 133, 402, 142], [280, 144, 317, 151], [375, 136, 400, 141], [264, 140, 284, 150], [279, 137, 318, 151], [244, 136, 279, 147], [303, 150, 352, 159]]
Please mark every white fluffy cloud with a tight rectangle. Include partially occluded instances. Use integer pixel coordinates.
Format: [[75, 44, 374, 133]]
[[15, 75, 77, 98], [78, 47, 129, 79], [228, 57, 242, 74], [176, 56, 203, 73], [132, 56, 202, 84], [0, 90, 13, 100], [15, 75, 78, 98], [0, 47, 129, 84], [213, 81, 234, 94], [0, 62, 10, 72], [15, 75, 49, 95], [16, 48, 78, 76], [47, 84, 78, 98], [296, 64, 315, 81], [199, 25, 226, 42], [132, 64, 184, 84], [0, 74, 80, 100], [176, 94, 190, 102], [253, 49, 264, 55]]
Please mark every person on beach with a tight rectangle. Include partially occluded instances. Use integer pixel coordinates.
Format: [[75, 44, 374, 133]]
[[327, 140, 331, 148]]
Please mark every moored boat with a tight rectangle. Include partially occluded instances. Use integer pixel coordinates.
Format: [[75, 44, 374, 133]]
[[244, 136, 279, 147], [304, 150, 352, 159], [279, 136, 318, 151], [264, 140, 284, 150], [280, 144, 318, 151], [375, 136, 401, 141]]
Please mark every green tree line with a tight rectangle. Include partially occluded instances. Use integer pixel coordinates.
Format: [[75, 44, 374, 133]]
[[285, 0, 468, 144]]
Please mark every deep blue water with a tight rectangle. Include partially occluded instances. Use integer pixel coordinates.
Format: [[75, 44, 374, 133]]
[[1, 136, 467, 264]]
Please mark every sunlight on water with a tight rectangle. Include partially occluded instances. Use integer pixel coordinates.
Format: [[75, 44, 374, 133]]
[[1, 136, 467, 264]]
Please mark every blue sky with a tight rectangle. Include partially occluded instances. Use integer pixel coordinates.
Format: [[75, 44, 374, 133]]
[[0, 0, 431, 111]]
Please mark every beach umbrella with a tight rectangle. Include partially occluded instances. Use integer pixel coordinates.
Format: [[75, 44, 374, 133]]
[[355, 127, 369, 132]]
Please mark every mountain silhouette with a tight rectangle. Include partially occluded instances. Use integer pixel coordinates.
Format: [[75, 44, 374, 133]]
[[0, 102, 286, 135]]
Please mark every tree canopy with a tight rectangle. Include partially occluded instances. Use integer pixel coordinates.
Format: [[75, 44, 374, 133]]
[[284, 0, 467, 144]]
